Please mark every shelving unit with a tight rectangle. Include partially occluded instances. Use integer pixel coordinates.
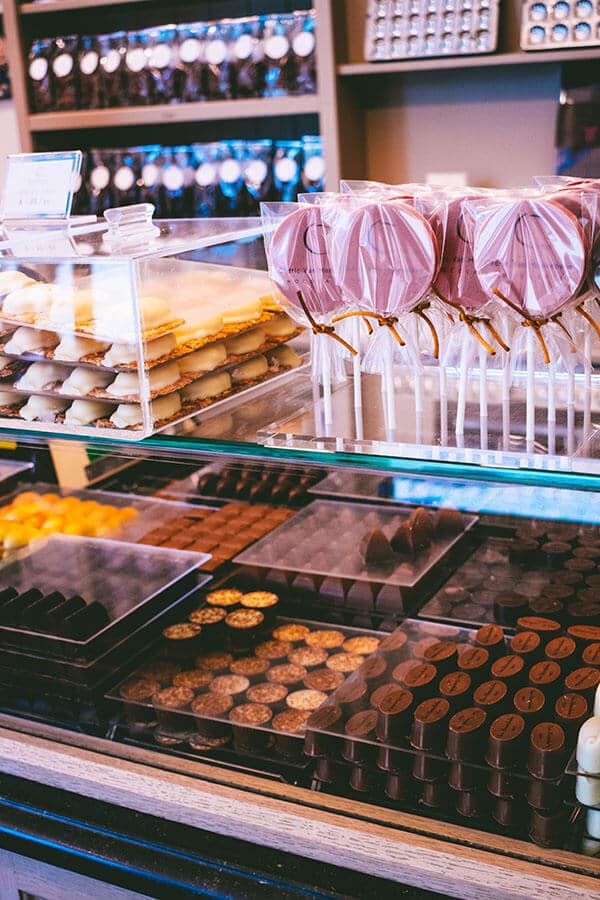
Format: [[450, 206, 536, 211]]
[[2, 0, 342, 184], [28, 94, 322, 131], [3, 0, 600, 198]]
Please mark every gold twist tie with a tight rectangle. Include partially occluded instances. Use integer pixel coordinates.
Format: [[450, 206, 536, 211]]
[[412, 301, 440, 359], [297, 291, 358, 356], [576, 303, 600, 341], [332, 310, 405, 348], [493, 288, 574, 365], [432, 286, 508, 356]]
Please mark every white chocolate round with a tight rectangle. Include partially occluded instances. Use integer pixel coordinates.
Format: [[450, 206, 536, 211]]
[[0, 271, 37, 296], [110, 392, 181, 428], [102, 333, 177, 367], [225, 328, 266, 356], [65, 399, 114, 425], [20, 395, 69, 421], [54, 334, 110, 361], [4, 327, 59, 354], [183, 371, 231, 402], [231, 355, 268, 383], [179, 343, 227, 374], [60, 367, 113, 396], [17, 362, 71, 391], [4, 284, 64, 316], [263, 316, 296, 338]]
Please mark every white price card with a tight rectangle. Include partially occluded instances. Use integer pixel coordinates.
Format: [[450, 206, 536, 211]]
[[0, 150, 82, 221]]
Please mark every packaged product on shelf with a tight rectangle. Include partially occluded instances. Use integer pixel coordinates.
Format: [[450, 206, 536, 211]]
[[111, 149, 141, 207], [87, 149, 114, 215], [50, 35, 79, 111], [216, 143, 246, 215], [230, 17, 265, 98], [99, 32, 127, 108], [291, 10, 317, 94], [272, 141, 303, 202], [263, 13, 296, 97], [146, 25, 180, 104], [160, 147, 193, 218], [78, 35, 103, 110], [125, 30, 152, 106], [27, 38, 53, 113], [177, 22, 206, 103], [138, 145, 164, 208], [301, 135, 325, 192], [204, 21, 232, 101], [242, 140, 273, 214], [192, 143, 220, 218]]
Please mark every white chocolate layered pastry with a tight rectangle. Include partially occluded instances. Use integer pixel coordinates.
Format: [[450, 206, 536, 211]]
[[109, 392, 182, 428], [65, 399, 115, 426], [54, 334, 110, 362], [0, 353, 14, 370], [269, 346, 302, 369], [231, 355, 268, 384], [0, 271, 37, 296], [3, 283, 63, 317], [106, 361, 180, 398], [225, 328, 266, 356], [179, 343, 227, 375], [94, 295, 175, 340], [20, 395, 69, 421], [4, 327, 60, 355], [47, 289, 95, 327], [0, 391, 21, 408], [102, 333, 177, 368], [174, 315, 223, 346], [60, 367, 114, 396], [222, 297, 262, 325], [184, 371, 232, 403], [264, 316, 297, 339], [17, 362, 71, 391]]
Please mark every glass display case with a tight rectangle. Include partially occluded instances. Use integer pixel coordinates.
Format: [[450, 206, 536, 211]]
[[0, 216, 303, 440], [0, 221, 598, 899]]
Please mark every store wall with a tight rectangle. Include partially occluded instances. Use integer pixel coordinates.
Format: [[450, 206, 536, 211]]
[[365, 67, 561, 189]]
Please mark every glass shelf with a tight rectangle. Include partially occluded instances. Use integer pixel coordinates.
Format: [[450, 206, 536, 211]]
[[1, 362, 598, 492]]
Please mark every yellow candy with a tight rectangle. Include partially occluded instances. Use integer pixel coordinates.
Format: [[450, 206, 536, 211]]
[[12, 491, 41, 507]]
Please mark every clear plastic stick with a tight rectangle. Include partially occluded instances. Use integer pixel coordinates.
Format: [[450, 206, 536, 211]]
[[415, 367, 423, 445], [479, 344, 488, 452], [439, 362, 448, 446], [567, 366, 575, 457], [502, 351, 511, 452], [526, 328, 535, 455], [547, 364, 556, 457], [322, 342, 333, 429], [583, 332, 592, 443], [455, 331, 469, 438], [383, 347, 396, 436], [352, 317, 362, 411]]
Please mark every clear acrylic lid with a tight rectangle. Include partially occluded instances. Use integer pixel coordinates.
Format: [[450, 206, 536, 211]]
[[0, 218, 263, 262]]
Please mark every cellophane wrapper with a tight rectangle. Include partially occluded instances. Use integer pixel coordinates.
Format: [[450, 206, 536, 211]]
[[261, 200, 349, 382], [321, 195, 438, 373]]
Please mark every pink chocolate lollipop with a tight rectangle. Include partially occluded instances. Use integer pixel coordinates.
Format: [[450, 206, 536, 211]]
[[332, 200, 437, 317], [472, 198, 586, 319], [434, 195, 489, 311], [269, 205, 344, 320]]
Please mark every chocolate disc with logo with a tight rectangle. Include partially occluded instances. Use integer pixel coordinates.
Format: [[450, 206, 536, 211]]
[[434, 194, 490, 311], [269, 205, 344, 319], [472, 198, 586, 318], [332, 200, 438, 316]]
